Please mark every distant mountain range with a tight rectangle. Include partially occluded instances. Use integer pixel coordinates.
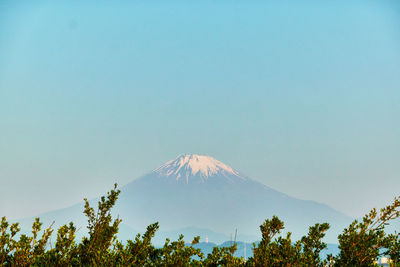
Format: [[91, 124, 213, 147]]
[[16, 154, 353, 244]]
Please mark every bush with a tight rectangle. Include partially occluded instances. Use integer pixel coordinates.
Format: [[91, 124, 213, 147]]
[[0, 184, 399, 266]]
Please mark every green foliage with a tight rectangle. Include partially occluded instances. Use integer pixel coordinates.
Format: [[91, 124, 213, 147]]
[[331, 196, 400, 267], [0, 216, 54, 266], [203, 243, 245, 266], [151, 235, 203, 266], [384, 232, 400, 266], [248, 217, 329, 267], [78, 183, 122, 265], [300, 222, 330, 265], [116, 222, 160, 265], [0, 185, 399, 266]]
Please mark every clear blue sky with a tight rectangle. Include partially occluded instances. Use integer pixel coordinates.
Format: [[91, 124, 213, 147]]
[[1, 0, 399, 219]]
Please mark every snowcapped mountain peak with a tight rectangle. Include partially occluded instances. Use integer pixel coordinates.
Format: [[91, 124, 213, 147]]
[[153, 154, 243, 183]]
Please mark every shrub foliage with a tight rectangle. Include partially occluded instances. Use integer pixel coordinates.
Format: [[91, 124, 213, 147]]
[[1, 184, 399, 266]]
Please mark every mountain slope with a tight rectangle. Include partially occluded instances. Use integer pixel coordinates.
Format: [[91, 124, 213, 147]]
[[115, 154, 351, 243]]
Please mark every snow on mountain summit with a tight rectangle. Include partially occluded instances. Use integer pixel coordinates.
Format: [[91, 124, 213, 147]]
[[153, 154, 243, 182]]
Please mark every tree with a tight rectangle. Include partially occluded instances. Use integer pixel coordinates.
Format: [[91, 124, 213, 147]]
[[0, 184, 399, 266], [332, 196, 400, 266], [384, 232, 400, 267], [77, 183, 122, 265], [247, 216, 329, 267]]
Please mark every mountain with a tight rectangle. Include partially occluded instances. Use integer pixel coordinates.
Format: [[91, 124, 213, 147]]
[[16, 154, 352, 244], [114, 154, 351, 243]]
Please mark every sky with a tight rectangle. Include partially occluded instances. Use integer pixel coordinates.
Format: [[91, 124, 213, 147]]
[[0, 0, 399, 219]]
